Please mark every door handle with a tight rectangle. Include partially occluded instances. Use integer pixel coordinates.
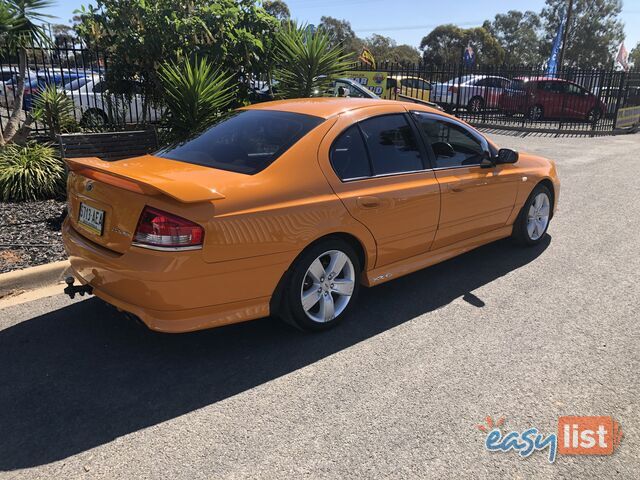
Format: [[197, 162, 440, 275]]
[[356, 196, 381, 208]]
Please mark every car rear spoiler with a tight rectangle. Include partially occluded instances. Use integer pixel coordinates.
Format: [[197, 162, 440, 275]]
[[65, 157, 226, 203]]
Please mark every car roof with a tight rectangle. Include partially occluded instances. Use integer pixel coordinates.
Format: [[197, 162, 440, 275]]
[[244, 97, 433, 119]]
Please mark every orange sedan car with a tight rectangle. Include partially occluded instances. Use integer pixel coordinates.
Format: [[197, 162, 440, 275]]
[[62, 98, 559, 332]]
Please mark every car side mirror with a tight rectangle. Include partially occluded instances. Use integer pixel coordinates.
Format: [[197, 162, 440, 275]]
[[495, 148, 519, 164], [432, 141, 455, 157]]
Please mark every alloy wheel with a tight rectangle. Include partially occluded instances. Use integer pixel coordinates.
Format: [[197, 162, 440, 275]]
[[469, 97, 483, 113], [300, 250, 355, 324], [529, 105, 543, 121], [527, 192, 550, 241], [588, 108, 602, 123]]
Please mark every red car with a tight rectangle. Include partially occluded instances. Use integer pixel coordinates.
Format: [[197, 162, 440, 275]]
[[499, 77, 606, 122]]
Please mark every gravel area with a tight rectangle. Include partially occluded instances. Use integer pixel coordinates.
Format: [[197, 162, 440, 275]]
[[0, 199, 67, 274]]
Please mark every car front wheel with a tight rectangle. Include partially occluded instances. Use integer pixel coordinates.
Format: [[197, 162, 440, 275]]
[[512, 185, 552, 246], [279, 239, 361, 331]]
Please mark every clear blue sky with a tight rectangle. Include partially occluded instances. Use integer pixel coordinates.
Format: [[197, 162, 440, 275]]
[[44, 0, 640, 51]]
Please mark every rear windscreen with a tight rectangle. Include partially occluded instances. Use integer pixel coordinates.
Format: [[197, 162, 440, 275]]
[[156, 109, 324, 175]]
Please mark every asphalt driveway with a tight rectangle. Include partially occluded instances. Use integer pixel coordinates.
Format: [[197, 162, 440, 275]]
[[0, 132, 639, 479]]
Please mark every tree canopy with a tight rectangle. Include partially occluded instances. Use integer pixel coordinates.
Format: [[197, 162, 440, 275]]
[[73, 0, 279, 101], [419, 25, 504, 65], [630, 42, 640, 69], [483, 10, 543, 65], [540, 0, 624, 67]]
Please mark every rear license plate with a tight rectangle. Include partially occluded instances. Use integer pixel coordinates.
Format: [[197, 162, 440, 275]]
[[78, 203, 105, 235]]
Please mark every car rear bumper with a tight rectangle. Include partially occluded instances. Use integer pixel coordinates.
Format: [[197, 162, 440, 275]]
[[62, 219, 293, 332]]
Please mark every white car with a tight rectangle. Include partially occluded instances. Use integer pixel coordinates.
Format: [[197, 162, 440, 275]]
[[0, 67, 38, 107], [431, 75, 511, 112], [64, 77, 162, 127]]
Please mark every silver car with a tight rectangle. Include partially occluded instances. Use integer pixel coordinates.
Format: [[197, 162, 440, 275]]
[[431, 75, 511, 112]]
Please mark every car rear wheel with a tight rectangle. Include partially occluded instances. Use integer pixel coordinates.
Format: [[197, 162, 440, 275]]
[[528, 104, 544, 121], [467, 96, 484, 113], [279, 239, 361, 331], [512, 184, 552, 246]]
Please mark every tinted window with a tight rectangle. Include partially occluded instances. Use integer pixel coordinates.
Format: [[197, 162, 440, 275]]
[[413, 114, 486, 168], [540, 81, 565, 94], [156, 110, 324, 175], [334, 80, 367, 98], [567, 83, 587, 95], [330, 125, 371, 180], [359, 114, 424, 175], [400, 78, 415, 88]]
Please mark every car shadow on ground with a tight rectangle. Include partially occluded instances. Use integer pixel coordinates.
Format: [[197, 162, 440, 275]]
[[0, 236, 550, 470]]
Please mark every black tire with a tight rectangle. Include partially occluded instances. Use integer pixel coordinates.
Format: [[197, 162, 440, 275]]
[[277, 238, 361, 331], [512, 184, 553, 246], [527, 104, 544, 121], [467, 96, 484, 113], [81, 108, 108, 128], [587, 107, 602, 123]]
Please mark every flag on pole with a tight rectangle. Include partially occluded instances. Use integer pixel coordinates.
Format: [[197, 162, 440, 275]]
[[615, 42, 629, 71], [358, 47, 376, 69], [463, 42, 475, 68], [546, 11, 566, 77]]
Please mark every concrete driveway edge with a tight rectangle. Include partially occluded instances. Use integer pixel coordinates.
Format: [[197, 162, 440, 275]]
[[0, 260, 71, 298]]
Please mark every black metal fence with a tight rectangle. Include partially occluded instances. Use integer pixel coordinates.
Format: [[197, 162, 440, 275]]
[[0, 42, 161, 137], [2, 42, 639, 137], [349, 62, 640, 134]]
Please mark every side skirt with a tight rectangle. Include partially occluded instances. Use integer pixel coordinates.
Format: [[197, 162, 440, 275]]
[[364, 226, 513, 287]]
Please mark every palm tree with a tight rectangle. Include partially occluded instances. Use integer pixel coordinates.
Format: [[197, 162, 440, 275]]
[[158, 57, 236, 143], [0, 0, 53, 146], [275, 22, 354, 99]]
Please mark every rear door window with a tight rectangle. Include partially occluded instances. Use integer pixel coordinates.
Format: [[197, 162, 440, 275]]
[[330, 125, 371, 180], [156, 109, 324, 175], [358, 114, 424, 175]]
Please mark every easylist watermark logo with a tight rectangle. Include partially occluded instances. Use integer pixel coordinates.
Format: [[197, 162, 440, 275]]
[[477, 416, 623, 463]]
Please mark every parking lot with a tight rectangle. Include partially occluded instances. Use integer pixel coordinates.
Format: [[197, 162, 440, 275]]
[[1, 132, 639, 479]]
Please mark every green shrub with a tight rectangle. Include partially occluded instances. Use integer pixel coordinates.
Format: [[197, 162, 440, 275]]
[[32, 84, 78, 136], [0, 142, 65, 201], [159, 58, 236, 143], [275, 22, 353, 98]]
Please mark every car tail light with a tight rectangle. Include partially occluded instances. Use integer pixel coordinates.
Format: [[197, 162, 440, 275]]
[[133, 206, 204, 250]]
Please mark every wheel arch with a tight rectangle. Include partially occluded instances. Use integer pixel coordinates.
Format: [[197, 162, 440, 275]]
[[536, 178, 555, 219], [268, 231, 370, 318]]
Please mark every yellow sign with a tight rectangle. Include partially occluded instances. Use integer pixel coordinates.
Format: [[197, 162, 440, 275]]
[[358, 48, 376, 69], [346, 71, 388, 97], [616, 105, 640, 128]]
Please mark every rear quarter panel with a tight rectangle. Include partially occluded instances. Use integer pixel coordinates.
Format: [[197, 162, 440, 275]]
[[200, 116, 378, 270]]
